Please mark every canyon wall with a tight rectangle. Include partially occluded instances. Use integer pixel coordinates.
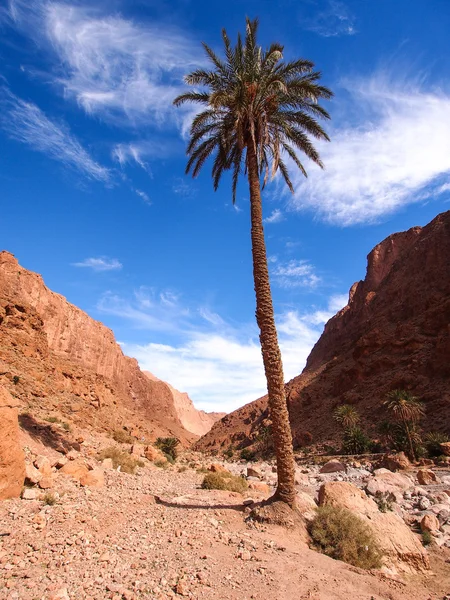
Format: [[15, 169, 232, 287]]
[[197, 210, 450, 452], [0, 251, 218, 445]]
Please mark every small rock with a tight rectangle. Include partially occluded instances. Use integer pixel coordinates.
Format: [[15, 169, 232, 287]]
[[247, 467, 262, 479], [417, 469, 440, 485]]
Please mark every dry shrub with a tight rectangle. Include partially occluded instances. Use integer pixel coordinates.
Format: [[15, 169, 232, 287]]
[[309, 506, 383, 569], [112, 429, 134, 444], [201, 472, 248, 494], [98, 446, 143, 474], [42, 492, 57, 506]]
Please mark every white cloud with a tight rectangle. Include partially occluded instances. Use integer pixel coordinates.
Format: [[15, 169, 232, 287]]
[[264, 208, 285, 224], [8, 0, 202, 128], [72, 257, 122, 271], [289, 76, 450, 225], [304, 0, 356, 37], [135, 189, 151, 204], [271, 259, 321, 289], [97, 285, 346, 412], [0, 88, 110, 182]]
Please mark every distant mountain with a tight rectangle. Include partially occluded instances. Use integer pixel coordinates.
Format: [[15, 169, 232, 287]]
[[196, 210, 450, 453]]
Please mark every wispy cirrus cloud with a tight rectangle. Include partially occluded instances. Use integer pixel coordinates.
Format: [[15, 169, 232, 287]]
[[271, 258, 321, 289], [289, 76, 450, 225], [303, 0, 356, 37], [7, 0, 202, 128], [72, 257, 122, 271], [0, 88, 110, 182]]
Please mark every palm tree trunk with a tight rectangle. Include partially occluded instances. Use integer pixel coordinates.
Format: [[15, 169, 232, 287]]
[[404, 420, 417, 462], [246, 143, 296, 507]]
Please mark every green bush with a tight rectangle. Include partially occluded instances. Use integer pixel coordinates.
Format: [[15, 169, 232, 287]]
[[155, 437, 180, 461], [112, 429, 134, 444], [309, 506, 383, 569], [224, 446, 234, 459], [45, 416, 59, 423], [155, 459, 169, 469], [240, 448, 257, 461], [98, 446, 143, 474], [201, 472, 248, 494], [424, 432, 449, 458], [421, 530, 433, 546], [342, 427, 372, 455]]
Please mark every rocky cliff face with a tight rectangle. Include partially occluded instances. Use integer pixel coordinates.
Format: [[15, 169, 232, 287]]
[[144, 372, 225, 437], [0, 251, 206, 445], [197, 210, 450, 452]]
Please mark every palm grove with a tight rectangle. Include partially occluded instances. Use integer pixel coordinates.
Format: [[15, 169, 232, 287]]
[[174, 18, 332, 507]]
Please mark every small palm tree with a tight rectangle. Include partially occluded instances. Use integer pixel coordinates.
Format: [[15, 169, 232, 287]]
[[384, 390, 424, 461], [333, 404, 360, 430], [174, 18, 332, 507]]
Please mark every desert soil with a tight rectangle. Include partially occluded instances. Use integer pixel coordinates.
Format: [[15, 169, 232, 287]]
[[1, 462, 450, 600]]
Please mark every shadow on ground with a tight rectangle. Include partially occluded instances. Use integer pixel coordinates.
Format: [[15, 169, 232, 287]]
[[19, 413, 78, 454]]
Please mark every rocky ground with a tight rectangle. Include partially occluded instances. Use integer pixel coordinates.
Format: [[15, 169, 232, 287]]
[[1, 432, 450, 600]]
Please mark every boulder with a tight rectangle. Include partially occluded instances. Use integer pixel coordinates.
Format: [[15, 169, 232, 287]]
[[34, 456, 52, 477], [0, 387, 25, 500], [296, 490, 317, 522], [417, 469, 440, 485], [79, 468, 104, 488], [420, 513, 440, 534], [318, 481, 429, 573], [208, 463, 232, 475], [439, 442, 450, 457], [38, 477, 54, 490], [25, 463, 42, 485], [319, 459, 346, 474], [102, 458, 114, 469], [366, 468, 413, 499], [59, 460, 89, 482], [380, 452, 410, 471], [144, 445, 165, 462], [248, 481, 270, 494]]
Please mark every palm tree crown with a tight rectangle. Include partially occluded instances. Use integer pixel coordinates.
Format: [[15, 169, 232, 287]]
[[333, 404, 360, 430], [384, 390, 425, 424], [173, 17, 332, 202]]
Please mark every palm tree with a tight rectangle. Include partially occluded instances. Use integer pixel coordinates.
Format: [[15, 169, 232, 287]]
[[384, 390, 424, 461], [333, 404, 360, 430], [174, 18, 332, 507]]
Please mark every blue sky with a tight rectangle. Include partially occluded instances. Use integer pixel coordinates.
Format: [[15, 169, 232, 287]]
[[1, 0, 449, 412]]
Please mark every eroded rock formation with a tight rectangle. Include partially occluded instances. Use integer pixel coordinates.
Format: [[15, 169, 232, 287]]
[[197, 210, 450, 452], [0, 386, 25, 499]]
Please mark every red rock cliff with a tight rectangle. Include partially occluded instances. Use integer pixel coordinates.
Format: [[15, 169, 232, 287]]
[[0, 252, 197, 445], [197, 210, 450, 452]]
